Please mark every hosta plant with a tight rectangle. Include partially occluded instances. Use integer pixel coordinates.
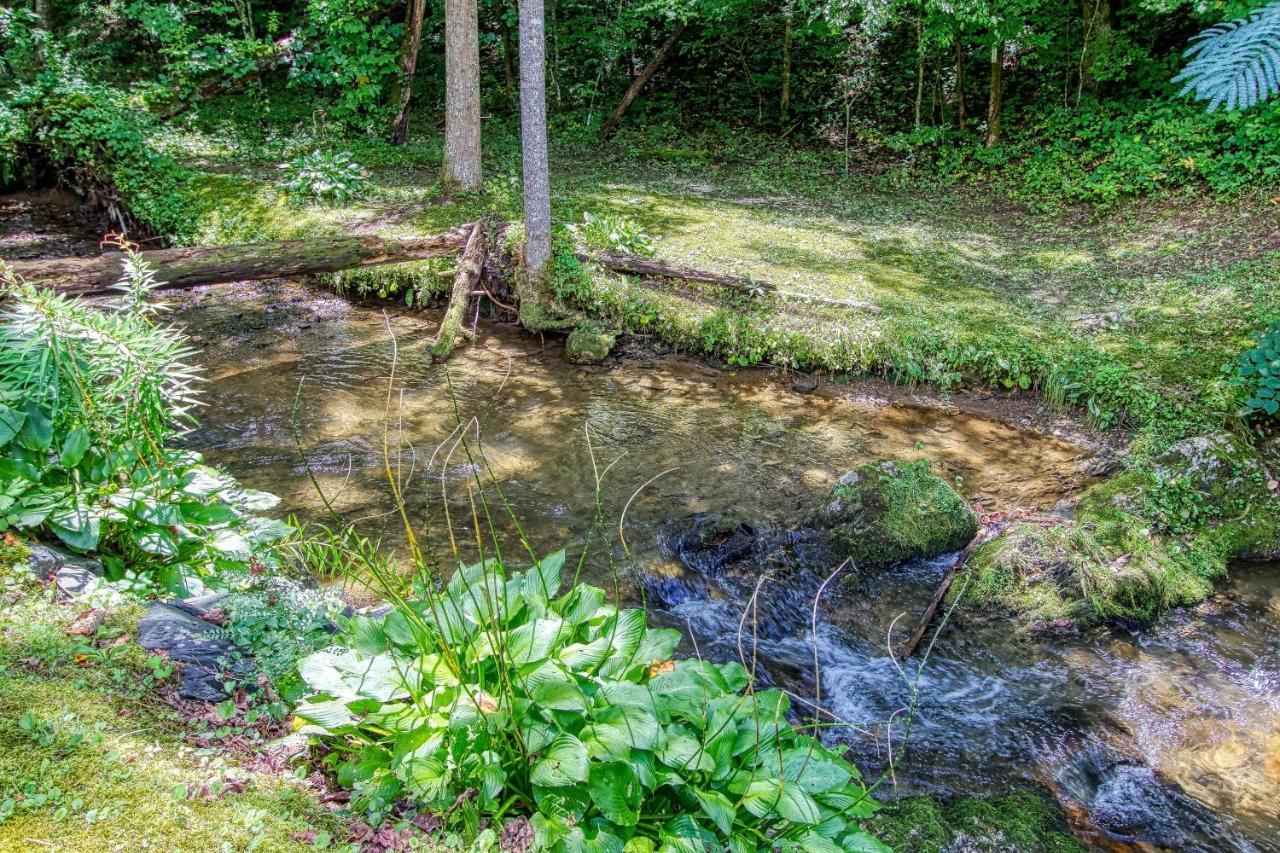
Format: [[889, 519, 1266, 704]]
[[568, 211, 658, 257], [277, 149, 370, 205], [0, 255, 289, 593], [1233, 320, 1280, 417], [293, 551, 885, 852]]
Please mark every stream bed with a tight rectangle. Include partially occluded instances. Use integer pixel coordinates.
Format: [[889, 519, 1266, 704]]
[[4, 195, 1277, 852], [163, 280, 1280, 853]]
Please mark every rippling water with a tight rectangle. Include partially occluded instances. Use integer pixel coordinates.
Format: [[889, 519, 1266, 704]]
[[120, 278, 1270, 852]]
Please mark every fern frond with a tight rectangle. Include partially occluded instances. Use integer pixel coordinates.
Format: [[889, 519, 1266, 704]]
[[1174, 2, 1280, 112]]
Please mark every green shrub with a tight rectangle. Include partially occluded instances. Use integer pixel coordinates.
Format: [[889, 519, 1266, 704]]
[[568, 211, 658, 257], [1232, 320, 1280, 417], [0, 256, 289, 593], [277, 149, 370, 206], [293, 551, 885, 851]]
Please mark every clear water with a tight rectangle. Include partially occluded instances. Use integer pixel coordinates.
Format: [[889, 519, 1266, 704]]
[[163, 280, 1280, 852]]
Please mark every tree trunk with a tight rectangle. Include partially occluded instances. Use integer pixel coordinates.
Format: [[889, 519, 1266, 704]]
[[1077, 0, 1112, 102], [442, 0, 483, 191], [597, 20, 687, 139], [780, 1, 794, 122], [954, 39, 966, 130], [914, 13, 925, 130], [9, 230, 472, 296], [388, 0, 428, 145], [501, 12, 518, 103], [519, 0, 553, 275], [985, 40, 1004, 147], [431, 221, 487, 359]]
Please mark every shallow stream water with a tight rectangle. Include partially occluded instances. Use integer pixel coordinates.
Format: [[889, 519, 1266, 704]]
[[6, 195, 1278, 851]]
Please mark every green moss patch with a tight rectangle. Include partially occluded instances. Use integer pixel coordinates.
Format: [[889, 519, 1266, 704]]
[[564, 321, 617, 364], [816, 460, 977, 569], [867, 790, 1084, 853]]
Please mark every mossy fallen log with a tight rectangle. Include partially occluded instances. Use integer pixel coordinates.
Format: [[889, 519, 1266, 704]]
[[6, 228, 473, 296], [430, 220, 487, 359]]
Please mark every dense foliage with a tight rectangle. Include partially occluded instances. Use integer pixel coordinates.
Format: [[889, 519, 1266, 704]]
[[0, 257, 288, 594], [1234, 320, 1280, 417], [294, 550, 885, 851]]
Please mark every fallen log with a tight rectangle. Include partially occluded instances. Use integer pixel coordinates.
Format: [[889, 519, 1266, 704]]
[[582, 249, 882, 314], [6, 228, 473, 296], [431, 221, 487, 359], [898, 527, 993, 660]]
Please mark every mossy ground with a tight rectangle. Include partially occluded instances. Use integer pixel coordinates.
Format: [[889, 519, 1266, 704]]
[[867, 790, 1085, 853], [0, 551, 342, 852]]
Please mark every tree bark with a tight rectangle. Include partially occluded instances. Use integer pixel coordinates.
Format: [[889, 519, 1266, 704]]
[[597, 20, 687, 139], [442, 0, 483, 191], [954, 39, 966, 130], [1077, 0, 1112, 102], [519, 0, 553, 275], [780, 1, 794, 122], [985, 40, 1004, 147], [9, 230, 472, 296], [914, 13, 925, 130], [501, 12, 518, 103], [388, 0, 428, 145], [431, 221, 487, 358]]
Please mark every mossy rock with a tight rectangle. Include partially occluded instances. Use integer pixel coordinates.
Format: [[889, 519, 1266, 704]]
[[815, 460, 977, 569], [866, 790, 1085, 853], [564, 323, 617, 364]]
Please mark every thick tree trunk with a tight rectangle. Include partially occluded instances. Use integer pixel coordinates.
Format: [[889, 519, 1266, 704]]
[[388, 0, 428, 145], [9, 230, 472, 296], [431, 221, 487, 358], [985, 40, 1004, 147], [442, 0, 483, 191], [780, 2, 794, 122], [597, 20, 687, 139], [519, 0, 553, 275], [954, 39, 966, 130]]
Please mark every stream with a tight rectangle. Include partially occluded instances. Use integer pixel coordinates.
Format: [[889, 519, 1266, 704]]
[[6, 194, 1280, 851]]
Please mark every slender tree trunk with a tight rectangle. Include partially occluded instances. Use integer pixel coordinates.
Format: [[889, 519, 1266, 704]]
[[442, 0, 483, 191], [501, 12, 518, 104], [388, 0, 428, 145], [519, 0, 552, 275], [985, 40, 1004, 147], [914, 13, 925, 130], [1077, 0, 1112, 102], [954, 39, 966, 130], [597, 20, 687, 139], [780, 1, 794, 122]]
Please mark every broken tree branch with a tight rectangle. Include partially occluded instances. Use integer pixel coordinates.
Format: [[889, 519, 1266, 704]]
[[431, 220, 488, 359], [898, 527, 994, 660], [7, 228, 473, 296], [581, 249, 882, 314], [598, 21, 687, 139]]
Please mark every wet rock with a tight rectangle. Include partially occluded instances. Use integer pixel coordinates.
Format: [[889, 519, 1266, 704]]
[[813, 460, 977, 570], [563, 323, 617, 364], [657, 513, 761, 577], [138, 601, 250, 702], [25, 543, 106, 600]]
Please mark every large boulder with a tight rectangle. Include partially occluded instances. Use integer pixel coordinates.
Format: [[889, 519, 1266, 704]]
[[814, 460, 977, 569]]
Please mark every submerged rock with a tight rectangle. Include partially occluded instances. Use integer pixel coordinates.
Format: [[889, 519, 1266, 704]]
[[563, 322, 617, 364], [814, 460, 976, 570]]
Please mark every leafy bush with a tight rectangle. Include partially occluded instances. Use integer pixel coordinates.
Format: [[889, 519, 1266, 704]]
[[220, 581, 343, 701], [568, 211, 658, 257], [1233, 320, 1280, 417], [277, 149, 370, 205], [294, 551, 884, 851], [0, 256, 289, 593]]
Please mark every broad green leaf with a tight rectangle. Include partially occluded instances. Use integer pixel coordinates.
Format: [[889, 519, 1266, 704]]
[[19, 403, 52, 452], [293, 698, 356, 731], [588, 761, 642, 826], [135, 526, 178, 558], [0, 405, 26, 448], [58, 427, 90, 468], [781, 748, 853, 794], [49, 503, 101, 551], [656, 727, 716, 774], [840, 831, 892, 852], [530, 733, 589, 786], [182, 502, 240, 526], [694, 788, 736, 836], [523, 661, 585, 712]]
